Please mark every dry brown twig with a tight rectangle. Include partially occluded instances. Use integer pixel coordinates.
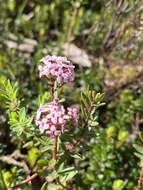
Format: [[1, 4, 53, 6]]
[[0, 150, 29, 174]]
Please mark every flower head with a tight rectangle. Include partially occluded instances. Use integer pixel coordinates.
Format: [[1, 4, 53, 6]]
[[35, 100, 78, 138], [38, 55, 75, 85]]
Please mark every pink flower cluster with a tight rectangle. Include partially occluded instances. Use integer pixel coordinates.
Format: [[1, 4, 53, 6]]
[[35, 100, 78, 138], [38, 55, 75, 85], [67, 107, 78, 123]]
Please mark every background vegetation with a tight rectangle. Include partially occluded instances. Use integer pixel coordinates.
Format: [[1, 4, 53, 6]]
[[0, 0, 143, 189]]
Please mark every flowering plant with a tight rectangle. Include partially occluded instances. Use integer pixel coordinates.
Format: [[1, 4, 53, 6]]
[[36, 55, 78, 139], [0, 55, 104, 190]]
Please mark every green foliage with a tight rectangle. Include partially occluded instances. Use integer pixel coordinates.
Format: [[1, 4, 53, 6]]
[[80, 88, 105, 127], [134, 143, 143, 163], [0, 80, 34, 141], [0, 170, 7, 190], [112, 179, 125, 190], [0, 80, 20, 111], [0, 1, 143, 190], [27, 147, 39, 167], [8, 108, 33, 137]]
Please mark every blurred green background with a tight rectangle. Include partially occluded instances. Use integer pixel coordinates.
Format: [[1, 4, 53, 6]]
[[0, 0, 143, 189]]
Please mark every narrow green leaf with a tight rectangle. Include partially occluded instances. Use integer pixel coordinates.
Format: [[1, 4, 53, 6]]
[[71, 154, 82, 160], [37, 160, 49, 167], [61, 171, 78, 183], [40, 181, 48, 190], [133, 144, 143, 155], [58, 167, 75, 174], [0, 170, 6, 189], [65, 170, 78, 181], [134, 152, 143, 160]]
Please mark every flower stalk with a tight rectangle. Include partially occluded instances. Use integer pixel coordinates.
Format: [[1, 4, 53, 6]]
[[52, 136, 58, 161]]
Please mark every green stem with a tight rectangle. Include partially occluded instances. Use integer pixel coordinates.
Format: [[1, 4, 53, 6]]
[[52, 137, 58, 161], [54, 81, 58, 100]]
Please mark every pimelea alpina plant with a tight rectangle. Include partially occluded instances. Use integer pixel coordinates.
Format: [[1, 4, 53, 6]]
[[35, 55, 79, 164], [36, 55, 78, 140], [36, 55, 78, 162], [1, 55, 104, 190]]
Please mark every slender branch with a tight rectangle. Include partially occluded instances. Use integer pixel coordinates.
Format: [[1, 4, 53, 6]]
[[11, 150, 26, 159], [67, 0, 83, 42], [10, 173, 38, 190], [49, 79, 54, 97], [126, 113, 139, 145], [8, 166, 51, 190], [0, 155, 29, 173], [52, 137, 58, 160], [138, 167, 143, 190], [103, 13, 118, 51]]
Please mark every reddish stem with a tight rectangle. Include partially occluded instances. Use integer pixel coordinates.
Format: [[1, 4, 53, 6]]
[[8, 173, 38, 189], [138, 167, 143, 190]]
